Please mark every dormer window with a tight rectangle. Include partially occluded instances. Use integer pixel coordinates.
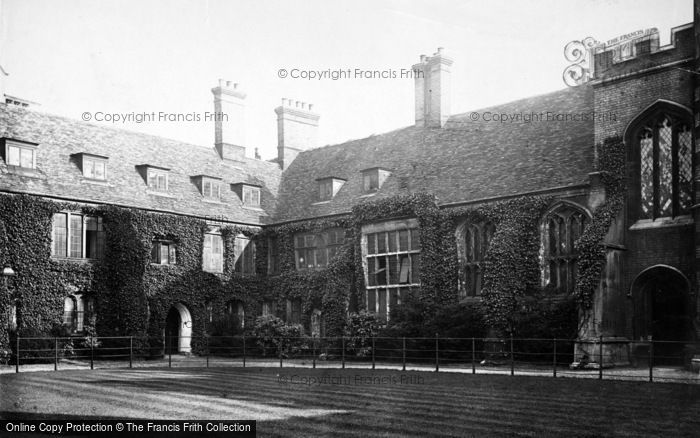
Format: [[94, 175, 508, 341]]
[[195, 175, 222, 199], [2, 138, 37, 169], [361, 168, 391, 193], [141, 166, 169, 192], [317, 177, 346, 201], [232, 183, 262, 208], [75, 154, 108, 180], [243, 186, 260, 207]]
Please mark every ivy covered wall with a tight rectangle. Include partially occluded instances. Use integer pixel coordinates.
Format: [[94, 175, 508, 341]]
[[0, 168, 623, 348]]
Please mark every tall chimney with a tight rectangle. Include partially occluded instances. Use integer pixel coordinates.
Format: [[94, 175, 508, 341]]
[[274, 98, 319, 169], [412, 47, 453, 128], [211, 79, 246, 161]]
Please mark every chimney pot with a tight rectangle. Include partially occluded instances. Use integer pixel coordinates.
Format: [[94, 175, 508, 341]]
[[420, 54, 427, 62], [437, 47, 444, 54], [226, 80, 232, 87], [276, 96, 320, 169]]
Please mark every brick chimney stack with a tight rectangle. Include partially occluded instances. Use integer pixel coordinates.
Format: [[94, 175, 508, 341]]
[[412, 47, 453, 128], [274, 98, 320, 170], [211, 79, 246, 161]]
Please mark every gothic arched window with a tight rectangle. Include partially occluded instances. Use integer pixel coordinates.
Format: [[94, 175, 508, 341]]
[[637, 114, 693, 219], [541, 206, 588, 294], [458, 222, 495, 299]]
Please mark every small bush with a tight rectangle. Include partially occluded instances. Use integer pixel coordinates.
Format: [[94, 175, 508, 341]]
[[250, 315, 308, 358], [344, 311, 381, 357]]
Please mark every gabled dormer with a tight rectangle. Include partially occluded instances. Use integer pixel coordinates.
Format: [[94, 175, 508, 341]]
[[72, 153, 108, 180], [1, 138, 38, 170], [231, 182, 262, 208], [316, 176, 346, 201], [136, 164, 170, 193], [193, 175, 223, 200], [361, 167, 391, 194]]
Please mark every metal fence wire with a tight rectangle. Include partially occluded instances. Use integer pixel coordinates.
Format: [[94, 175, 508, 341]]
[[6, 334, 700, 383]]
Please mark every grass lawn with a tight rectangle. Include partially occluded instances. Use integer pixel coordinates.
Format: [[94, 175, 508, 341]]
[[1, 367, 699, 437]]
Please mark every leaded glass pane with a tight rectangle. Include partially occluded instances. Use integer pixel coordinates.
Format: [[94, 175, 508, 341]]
[[678, 125, 693, 213], [548, 218, 558, 256], [69, 215, 83, 258], [388, 231, 397, 252], [640, 129, 654, 219], [658, 119, 673, 217], [466, 227, 475, 262], [398, 230, 408, 251], [52, 213, 67, 257], [411, 229, 421, 251], [377, 232, 386, 254]]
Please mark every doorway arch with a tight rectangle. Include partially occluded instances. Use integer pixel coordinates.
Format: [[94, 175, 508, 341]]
[[165, 302, 192, 354], [630, 265, 690, 364]]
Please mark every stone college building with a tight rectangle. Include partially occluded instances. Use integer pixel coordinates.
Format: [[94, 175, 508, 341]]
[[0, 18, 699, 368]]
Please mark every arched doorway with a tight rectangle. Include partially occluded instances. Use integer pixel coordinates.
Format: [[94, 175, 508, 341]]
[[165, 303, 192, 354], [631, 266, 690, 364]]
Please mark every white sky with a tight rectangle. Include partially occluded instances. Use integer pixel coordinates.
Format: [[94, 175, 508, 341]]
[[0, 0, 693, 160]]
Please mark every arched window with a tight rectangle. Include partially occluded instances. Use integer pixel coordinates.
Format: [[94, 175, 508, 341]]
[[636, 113, 693, 219], [226, 300, 245, 330], [63, 296, 77, 331], [541, 205, 588, 294], [458, 222, 495, 299]]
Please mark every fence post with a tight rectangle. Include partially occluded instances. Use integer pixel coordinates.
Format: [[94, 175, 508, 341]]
[[341, 336, 345, 369], [510, 333, 514, 376], [129, 337, 133, 369], [402, 337, 406, 371], [15, 335, 19, 373], [206, 336, 209, 369], [552, 338, 557, 378], [279, 344, 283, 368], [90, 338, 94, 370], [168, 336, 172, 368], [312, 336, 316, 369], [54, 337, 58, 371], [371, 336, 375, 370], [242, 334, 246, 368], [649, 337, 653, 383], [598, 335, 603, 380], [471, 337, 476, 374], [435, 333, 439, 373]]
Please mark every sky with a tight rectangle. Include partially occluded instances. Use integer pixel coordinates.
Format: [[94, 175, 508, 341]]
[[0, 0, 693, 160]]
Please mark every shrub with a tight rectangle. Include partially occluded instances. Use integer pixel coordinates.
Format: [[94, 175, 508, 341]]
[[344, 310, 381, 357], [250, 315, 308, 358]]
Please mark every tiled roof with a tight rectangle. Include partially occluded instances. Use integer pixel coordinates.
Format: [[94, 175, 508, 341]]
[[273, 86, 595, 223], [0, 104, 281, 225]]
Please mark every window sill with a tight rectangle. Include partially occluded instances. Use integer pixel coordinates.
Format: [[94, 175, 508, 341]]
[[150, 263, 177, 267], [458, 296, 483, 304], [4, 166, 44, 178], [203, 269, 224, 275], [146, 190, 177, 199], [629, 215, 693, 230], [311, 200, 331, 205], [51, 257, 99, 264], [359, 193, 377, 198], [242, 205, 263, 211], [202, 197, 224, 204], [81, 178, 110, 186]]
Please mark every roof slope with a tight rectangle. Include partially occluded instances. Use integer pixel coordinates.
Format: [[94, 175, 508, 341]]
[[273, 86, 595, 223], [0, 104, 281, 225]]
